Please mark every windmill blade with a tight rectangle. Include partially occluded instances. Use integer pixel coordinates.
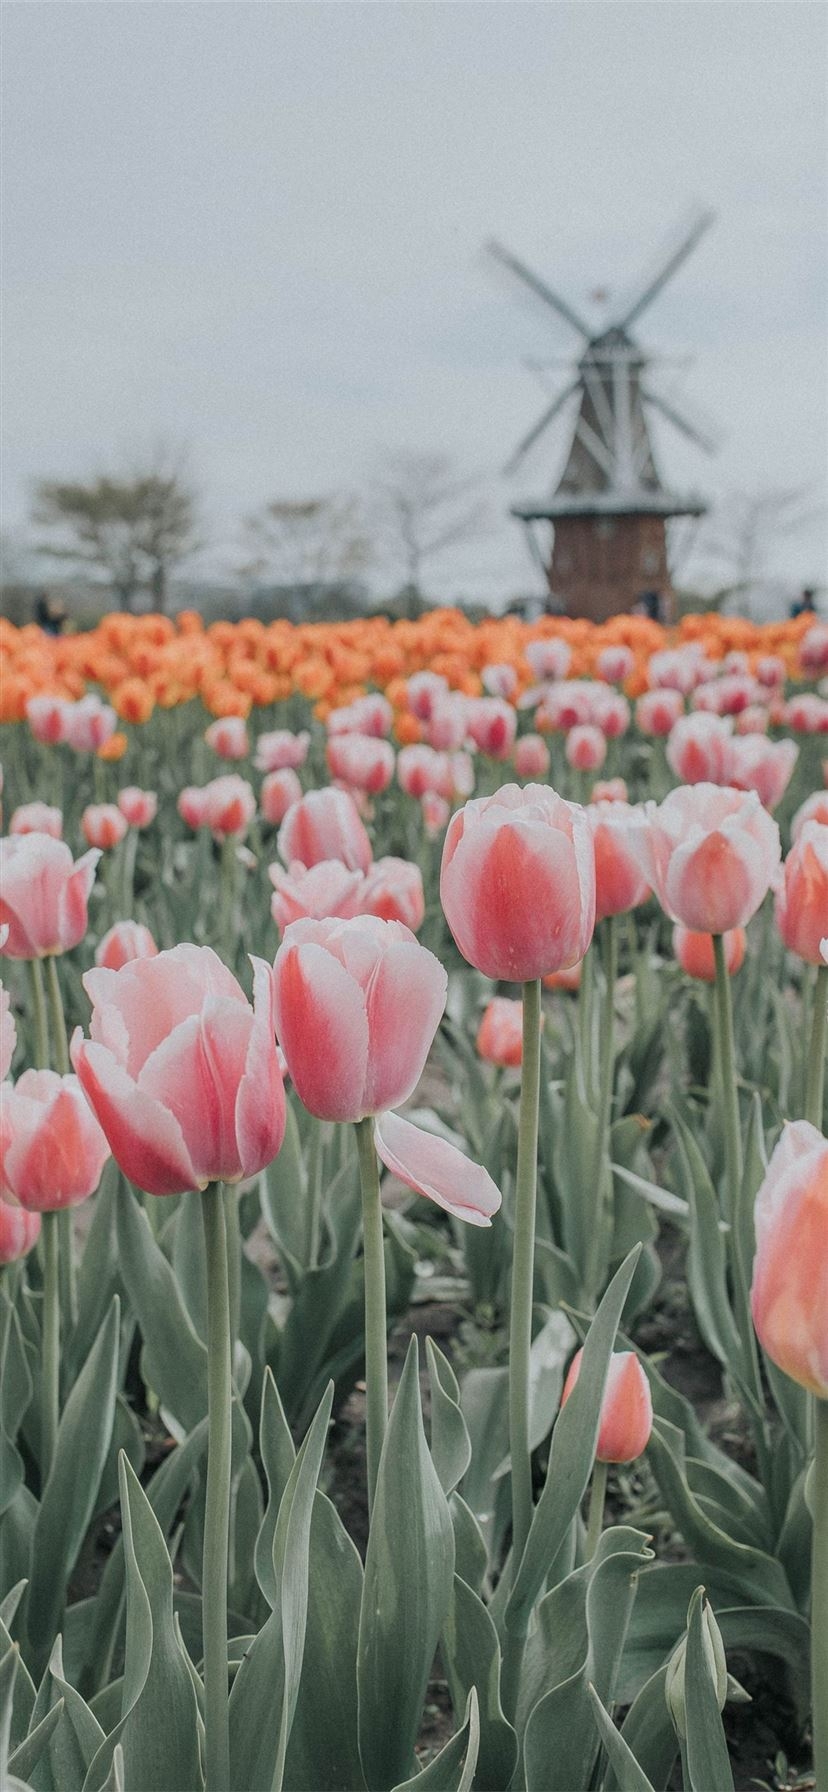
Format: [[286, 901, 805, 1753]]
[[642, 387, 720, 455], [504, 376, 582, 475], [487, 239, 591, 339], [616, 207, 716, 332]]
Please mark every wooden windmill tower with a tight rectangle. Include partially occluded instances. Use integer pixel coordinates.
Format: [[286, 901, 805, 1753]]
[[490, 210, 717, 621]]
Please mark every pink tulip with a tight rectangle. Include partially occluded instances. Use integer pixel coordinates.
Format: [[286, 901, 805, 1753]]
[[178, 786, 210, 830], [254, 729, 310, 773], [82, 804, 129, 851], [525, 638, 572, 681], [270, 859, 365, 931], [733, 706, 770, 735], [407, 672, 449, 722], [118, 787, 158, 828], [465, 698, 517, 761], [327, 695, 393, 738], [538, 681, 596, 732], [482, 663, 519, 701], [791, 790, 828, 842], [801, 623, 828, 675], [775, 822, 828, 965], [785, 694, 828, 734], [673, 925, 746, 982], [374, 1110, 500, 1227], [725, 735, 798, 811], [26, 694, 68, 745], [561, 1347, 653, 1462], [666, 714, 733, 786], [205, 717, 249, 760], [398, 745, 450, 800], [543, 960, 583, 992], [755, 655, 786, 689], [421, 792, 450, 838], [0, 1070, 110, 1211], [476, 996, 523, 1067], [71, 946, 285, 1197], [596, 645, 634, 684], [179, 777, 256, 838], [260, 769, 303, 827], [630, 784, 780, 934], [10, 803, 63, 839], [61, 695, 117, 754], [440, 784, 595, 981], [277, 787, 372, 873], [635, 689, 684, 736], [750, 1121, 828, 1396], [593, 691, 631, 739], [273, 915, 446, 1122], [1, 978, 16, 1079], [647, 646, 709, 695], [566, 724, 606, 773], [326, 734, 395, 795], [514, 734, 550, 780], [591, 778, 628, 804], [0, 1199, 41, 1265], [425, 697, 471, 752], [588, 802, 651, 921], [692, 674, 760, 717], [360, 858, 425, 932], [95, 920, 159, 971], [0, 835, 99, 959]]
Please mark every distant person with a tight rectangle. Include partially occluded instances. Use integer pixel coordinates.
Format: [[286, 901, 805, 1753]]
[[34, 592, 66, 635], [790, 586, 817, 619], [632, 589, 662, 622]]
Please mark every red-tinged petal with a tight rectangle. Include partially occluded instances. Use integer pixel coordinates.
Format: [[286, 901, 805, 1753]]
[[362, 939, 446, 1115], [138, 1001, 251, 1184], [71, 1031, 199, 1196], [273, 941, 369, 1121], [374, 1111, 501, 1227], [235, 957, 286, 1177]]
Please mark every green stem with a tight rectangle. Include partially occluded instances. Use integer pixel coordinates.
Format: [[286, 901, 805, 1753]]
[[355, 1118, 388, 1519], [26, 959, 50, 1070], [585, 1458, 609, 1560], [806, 964, 828, 1130], [218, 833, 238, 948], [122, 828, 138, 916], [306, 1121, 324, 1269], [813, 1399, 828, 1792], [200, 1185, 233, 1792], [41, 1211, 60, 1481], [508, 978, 542, 1578], [44, 956, 77, 1327], [712, 934, 742, 1222], [584, 918, 617, 1302]]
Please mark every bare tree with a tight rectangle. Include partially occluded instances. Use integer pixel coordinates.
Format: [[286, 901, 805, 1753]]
[[32, 451, 200, 612], [688, 485, 824, 600], [370, 452, 490, 611], [241, 495, 372, 617]]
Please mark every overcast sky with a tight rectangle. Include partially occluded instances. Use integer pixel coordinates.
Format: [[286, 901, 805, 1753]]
[[2, 1, 826, 606]]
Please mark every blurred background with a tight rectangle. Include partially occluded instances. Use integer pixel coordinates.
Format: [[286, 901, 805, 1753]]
[[1, 0, 826, 625]]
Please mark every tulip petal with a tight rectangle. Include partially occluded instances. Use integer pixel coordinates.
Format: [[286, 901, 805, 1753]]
[[235, 957, 286, 1178], [71, 1031, 199, 1196], [139, 1001, 252, 1184], [374, 1111, 501, 1227], [273, 941, 369, 1121], [362, 939, 447, 1115]]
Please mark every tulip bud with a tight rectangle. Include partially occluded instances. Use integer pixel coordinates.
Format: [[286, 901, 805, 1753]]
[[665, 1596, 727, 1740]]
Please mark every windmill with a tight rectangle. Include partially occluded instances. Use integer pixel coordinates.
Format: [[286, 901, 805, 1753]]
[[489, 208, 717, 620]]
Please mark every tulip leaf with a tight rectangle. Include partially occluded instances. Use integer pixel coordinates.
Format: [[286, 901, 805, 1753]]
[[392, 1687, 480, 1792], [427, 1338, 471, 1496], [683, 1591, 734, 1792], [115, 1183, 208, 1430], [69, 1162, 121, 1376], [449, 1494, 488, 1596], [587, 1683, 656, 1792], [81, 1455, 202, 1792], [671, 1109, 744, 1374], [441, 1575, 517, 1791], [1, 1642, 19, 1782], [254, 1370, 296, 1610], [358, 1337, 455, 1792], [283, 1492, 364, 1792], [259, 1100, 307, 1286], [27, 1297, 121, 1669], [7, 1698, 65, 1784], [506, 1248, 641, 1631], [23, 1635, 105, 1792], [646, 1419, 794, 1610]]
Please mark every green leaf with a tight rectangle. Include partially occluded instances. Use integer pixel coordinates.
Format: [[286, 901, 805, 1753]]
[[283, 1493, 364, 1792], [7, 1698, 65, 1784], [259, 1101, 307, 1285], [1, 1643, 19, 1782], [683, 1590, 734, 1792], [26, 1297, 121, 1669], [254, 1370, 296, 1610], [671, 1110, 743, 1373], [506, 1248, 641, 1631], [69, 1164, 121, 1376], [441, 1576, 517, 1791], [427, 1339, 471, 1496], [358, 1338, 455, 1791], [587, 1684, 656, 1792], [646, 1419, 794, 1609], [392, 1687, 480, 1792], [115, 1180, 208, 1429], [81, 1455, 202, 1792]]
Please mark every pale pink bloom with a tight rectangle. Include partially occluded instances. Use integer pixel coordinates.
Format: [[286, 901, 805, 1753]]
[[0, 835, 99, 959], [647, 646, 710, 695], [260, 769, 303, 828], [630, 783, 780, 934], [666, 713, 734, 785], [205, 716, 249, 760], [751, 1121, 828, 1396], [277, 787, 372, 873], [254, 729, 311, 773], [0, 1199, 41, 1264], [441, 784, 595, 981], [565, 724, 606, 773], [0, 1070, 110, 1211], [723, 651, 750, 676], [425, 697, 471, 752], [407, 672, 449, 722], [117, 787, 158, 829], [61, 695, 117, 754], [272, 915, 447, 1123], [514, 734, 550, 779], [692, 674, 761, 716], [588, 802, 651, 921], [791, 790, 828, 842], [397, 745, 449, 800], [591, 777, 628, 804], [635, 689, 684, 736], [725, 734, 798, 811], [672, 924, 746, 981], [71, 946, 285, 1197], [775, 822, 828, 965], [755, 655, 786, 689], [360, 857, 425, 931], [537, 680, 596, 732], [179, 776, 256, 838], [592, 690, 630, 738], [733, 705, 770, 735], [421, 792, 450, 837], [269, 859, 365, 932], [784, 694, 828, 734], [178, 786, 210, 830], [596, 644, 634, 684], [326, 694, 393, 738], [326, 733, 395, 794], [374, 1110, 500, 1227], [465, 698, 517, 760], [481, 663, 518, 701], [26, 694, 68, 745], [476, 996, 523, 1067], [525, 638, 572, 681], [10, 803, 63, 839], [800, 622, 828, 675], [95, 921, 159, 971], [561, 1348, 653, 1463], [82, 804, 129, 851]]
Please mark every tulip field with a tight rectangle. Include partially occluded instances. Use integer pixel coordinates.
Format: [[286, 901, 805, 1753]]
[[0, 604, 827, 1792]]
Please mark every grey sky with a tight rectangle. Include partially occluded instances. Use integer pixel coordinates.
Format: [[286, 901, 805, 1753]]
[[2, 1, 826, 605]]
